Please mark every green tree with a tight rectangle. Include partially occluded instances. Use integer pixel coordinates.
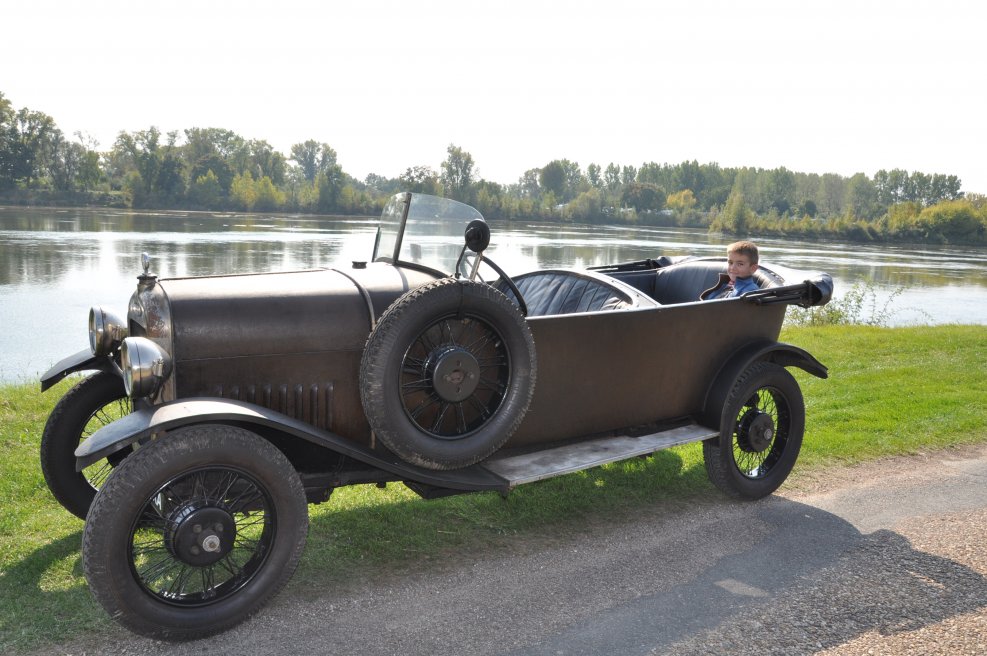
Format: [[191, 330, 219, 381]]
[[762, 167, 796, 214], [619, 182, 666, 212], [539, 160, 566, 199], [399, 165, 441, 195], [516, 168, 541, 198], [674, 160, 705, 199], [190, 153, 234, 194], [316, 168, 344, 213], [365, 173, 401, 195], [799, 199, 818, 218], [474, 180, 507, 218], [74, 133, 102, 191], [0, 92, 14, 188], [816, 173, 846, 217], [440, 144, 475, 202], [666, 189, 697, 212], [927, 173, 963, 205], [188, 170, 224, 209], [48, 133, 85, 191], [290, 140, 339, 183], [603, 163, 621, 190], [710, 191, 752, 234], [845, 173, 877, 219], [565, 188, 603, 221], [698, 163, 734, 209], [254, 175, 285, 211], [183, 128, 248, 169], [156, 152, 186, 201], [247, 139, 286, 186], [917, 200, 984, 242], [230, 171, 257, 210], [115, 127, 163, 200], [4, 106, 61, 188], [586, 163, 602, 188]]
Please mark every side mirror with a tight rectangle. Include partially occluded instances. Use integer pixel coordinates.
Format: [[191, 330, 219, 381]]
[[464, 219, 490, 254]]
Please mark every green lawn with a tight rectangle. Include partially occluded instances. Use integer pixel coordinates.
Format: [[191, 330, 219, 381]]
[[1, 324, 985, 651]]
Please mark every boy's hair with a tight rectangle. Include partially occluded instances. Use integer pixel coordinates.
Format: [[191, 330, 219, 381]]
[[727, 240, 759, 265]]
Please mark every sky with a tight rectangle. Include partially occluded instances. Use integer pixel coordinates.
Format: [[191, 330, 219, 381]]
[[3, 0, 985, 193]]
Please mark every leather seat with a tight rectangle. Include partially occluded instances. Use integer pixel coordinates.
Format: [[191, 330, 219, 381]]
[[652, 259, 781, 304], [497, 269, 659, 316]]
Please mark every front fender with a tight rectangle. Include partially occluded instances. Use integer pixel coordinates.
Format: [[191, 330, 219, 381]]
[[40, 349, 120, 392], [75, 397, 507, 492], [701, 340, 828, 430]]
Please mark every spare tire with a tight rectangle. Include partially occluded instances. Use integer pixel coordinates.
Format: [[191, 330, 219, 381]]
[[360, 278, 536, 470]]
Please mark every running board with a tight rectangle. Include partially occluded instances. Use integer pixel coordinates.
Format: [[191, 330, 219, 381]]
[[482, 423, 718, 488]]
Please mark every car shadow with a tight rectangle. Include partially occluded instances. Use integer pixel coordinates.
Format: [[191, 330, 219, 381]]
[[507, 496, 987, 656], [9, 450, 987, 655]]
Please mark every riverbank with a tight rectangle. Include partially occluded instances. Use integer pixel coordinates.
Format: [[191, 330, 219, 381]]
[[1, 324, 985, 652]]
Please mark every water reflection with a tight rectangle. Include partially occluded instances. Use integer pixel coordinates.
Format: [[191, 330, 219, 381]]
[[1, 206, 985, 382]]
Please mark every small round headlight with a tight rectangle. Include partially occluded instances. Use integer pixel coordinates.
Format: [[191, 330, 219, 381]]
[[89, 306, 128, 356], [120, 337, 172, 399]]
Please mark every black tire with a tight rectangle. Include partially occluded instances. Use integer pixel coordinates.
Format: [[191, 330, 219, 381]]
[[703, 362, 805, 500], [40, 371, 130, 519], [82, 425, 309, 640], [360, 278, 536, 470]]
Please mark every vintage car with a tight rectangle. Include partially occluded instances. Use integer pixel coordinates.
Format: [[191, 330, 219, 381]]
[[39, 192, 832, 640]]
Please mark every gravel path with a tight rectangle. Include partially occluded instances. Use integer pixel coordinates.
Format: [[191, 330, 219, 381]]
[[663, 447, 987, 656], [35, 444, 987, 656]]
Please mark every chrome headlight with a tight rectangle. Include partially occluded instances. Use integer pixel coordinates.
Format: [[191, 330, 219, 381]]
[[89, 306, 128, 356], [120, 337, 172, 399]]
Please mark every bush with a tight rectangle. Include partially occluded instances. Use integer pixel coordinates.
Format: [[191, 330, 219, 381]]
[[785, 282, 926, 327]]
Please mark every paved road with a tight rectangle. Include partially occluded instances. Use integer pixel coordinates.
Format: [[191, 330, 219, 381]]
[[43, 445, 987, 655]]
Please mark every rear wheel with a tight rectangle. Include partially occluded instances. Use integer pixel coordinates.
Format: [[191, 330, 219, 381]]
[[360, 278, 536, 470], [82, 425, 309, 640], [40, 371, 130, 519], [703, 362, 804, 499]]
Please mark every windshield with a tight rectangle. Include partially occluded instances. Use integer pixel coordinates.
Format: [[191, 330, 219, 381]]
[[373, 192, 485, 275]]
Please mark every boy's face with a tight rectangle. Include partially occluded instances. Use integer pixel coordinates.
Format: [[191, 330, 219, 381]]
[[727, 252, 758, 282]]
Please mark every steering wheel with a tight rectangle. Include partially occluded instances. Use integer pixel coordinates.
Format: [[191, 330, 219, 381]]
[[457, 220, 528, 316]]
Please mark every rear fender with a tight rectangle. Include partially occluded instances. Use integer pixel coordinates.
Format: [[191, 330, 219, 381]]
[[40, 349, 120, 392], [701, 340, 827, 431], [75, 397, 507, 492]]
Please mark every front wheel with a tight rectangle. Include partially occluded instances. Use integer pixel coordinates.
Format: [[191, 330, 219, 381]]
[[703, 362, 805, 499], [40, 371, 130, 519], [82, 425, 309, 640]]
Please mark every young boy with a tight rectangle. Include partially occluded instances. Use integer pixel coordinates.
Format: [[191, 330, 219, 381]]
[[700, 240, 760, 300]]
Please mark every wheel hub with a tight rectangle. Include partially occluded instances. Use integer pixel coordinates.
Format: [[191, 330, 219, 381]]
[[428, 346, 481, 402], [164, 505, 237, 566], [736, 409, 775, 453]]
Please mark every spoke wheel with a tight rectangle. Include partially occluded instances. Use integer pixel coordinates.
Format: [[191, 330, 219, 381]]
[[132, 467, 273, 606], [40, 371, 131, 519], [83, 425, 308, 640], [400, 314, 509, 439], [703, 362, 804, 499], [361, 278, 536, 470]]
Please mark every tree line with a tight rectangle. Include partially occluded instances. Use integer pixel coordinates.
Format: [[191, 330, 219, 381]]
[[2, 91, 985, 245]]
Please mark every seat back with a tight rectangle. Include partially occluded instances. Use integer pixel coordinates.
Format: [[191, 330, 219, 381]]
[[497, 269, 658, 316], [652, 259, 782, 304]]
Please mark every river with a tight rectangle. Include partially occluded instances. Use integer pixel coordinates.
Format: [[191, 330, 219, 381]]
[[1, 206, 985, 383]]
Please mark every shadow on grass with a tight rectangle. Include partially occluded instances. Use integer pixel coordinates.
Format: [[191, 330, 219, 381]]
[[1, 447, 711, 652], [0, 529, 111, 652], [295, 447, 714, 589]]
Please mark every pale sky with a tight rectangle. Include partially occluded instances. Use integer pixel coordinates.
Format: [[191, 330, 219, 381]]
[[3, 0, 985, 193]]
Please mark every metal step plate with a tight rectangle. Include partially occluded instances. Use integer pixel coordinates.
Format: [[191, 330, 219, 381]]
[[483, 423, 717, 487]]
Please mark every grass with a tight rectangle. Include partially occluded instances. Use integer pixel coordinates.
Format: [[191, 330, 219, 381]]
[[1, 324, 985, 651]]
